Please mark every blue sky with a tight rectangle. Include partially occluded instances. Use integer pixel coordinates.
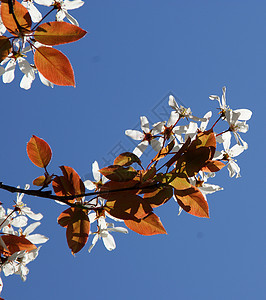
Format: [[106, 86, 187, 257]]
[[0, 1, 265, 299]]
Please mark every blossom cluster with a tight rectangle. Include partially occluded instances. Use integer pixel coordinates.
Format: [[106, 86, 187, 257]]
[[0, 185, 48, 295], [0, 0, 85, 89]]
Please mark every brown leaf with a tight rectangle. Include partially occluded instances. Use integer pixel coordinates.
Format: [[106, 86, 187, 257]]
[[113, 152, 141, 167], [124, 213, 167, 236], [0, 36, 11, 62], [34, 46, 75, 86], [201, 160, 226, 172], [32, 175, 46, 186], [171, 174, 209, 218], [52, 166, 85, 203], [144, 186, 173, 208], [1, 0, 32, 35], [99, 165, 137, 182], [34, 21, 87, 46], [58, 207, 90, 254], [104, 193, 153, 221], [0, 235, 36, 255], [27, 135, 52, 168], [152, 139, 175, 163]]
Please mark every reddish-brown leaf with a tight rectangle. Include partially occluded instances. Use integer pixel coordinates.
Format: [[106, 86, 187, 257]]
[[34, 46, 75, 86], [0, 235, 36, 255], [34, 21, 87, 46], [201, 160, 226, 172], [52, 166, 85, 203], [57, 207, 90, 254], [124, 213, 167, 236], [104, 193, 153, 221], [32, 175, 46, 186], [27, 135, 52, 168], [144, 186, 173, 208], [190, 129, 216, 159], [152, 139, 175, 163], [1, 0, 32, 35], [170, 174, 209, 218], [113, 152, 141, 167], [0, 36, 11, 62], [99, 165, 137, 182]]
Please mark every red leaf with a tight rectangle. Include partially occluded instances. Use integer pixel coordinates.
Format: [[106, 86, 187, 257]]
[[52, 166, 85, 203], [1, 0, 32, 35], [0, 36, 11, 62], [34, 46, 75, 86], [0, 235, 36, 255], [124, 213, 167, 236], [34, 21, 87, 46], [27, 135, 52, 168]]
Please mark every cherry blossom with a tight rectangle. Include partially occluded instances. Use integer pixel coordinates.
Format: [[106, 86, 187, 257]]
[[88, 216, 128, 253], [213, 132, 245, 178], [35, 0, 84, 26], [125, 116, 164, 157], [21, 0, 42, 23]]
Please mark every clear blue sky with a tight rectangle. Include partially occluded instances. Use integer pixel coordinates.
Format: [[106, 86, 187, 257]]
[[0, 1, 265, 299]]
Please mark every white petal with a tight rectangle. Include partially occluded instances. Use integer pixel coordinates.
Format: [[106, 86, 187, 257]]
[[102, 232, 116, 251], [84, 180, 96, 190], [20, 73, 35, 90], [22, 207, 43, 220], [64, 10, 79, 26], [88, 212, 97, 223], [108, 227, 128, 234], [3, 59, 16, 83], [200, 183, 223, 195], [56, 10, 66, 22], [92, 161, 100, 182], [38, 71, 54, 87], [125, 130, 144, 140], [167, 111, 179, 127], [34, 0, 53, 6], [227, 160, 240, 178], [23, 222, 40, 236], [200, 111, 212, 131], [229, 144, 245, 157], [133, 140, 148, 157], [221, 86, 226, 108], [12, 216, 28, 227], [152, 121, 165, 135], [18, 57, 32, 75], [222, 131, 231, 151], [150, 138, 163, 152], [233, 109, 252, 121], [22, 1, 42, 23], [140, 116, 149, 133], [26, 234, 49, 244], [88, 234, 98, 253], [63, 0, 84, 10], [169, 95, 179, 111]]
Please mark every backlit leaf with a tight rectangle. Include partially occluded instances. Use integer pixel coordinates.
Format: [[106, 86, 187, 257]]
[[152, 139, 175, 162], [0, 36, 11, 62], [201, 160, 226, 172], [27, 135, 52, 168], [57, 207, 90, 254], [52, 166, 85, 203], [144, 186, 173, 208], [34, 46, 75, 86], [1, 0, 32, 35], [0, 234, 36, 255], [124, 213, 167, 236], [171, 174, 209, 218], [99, 165, 137, 182], [113, 152, 141, 167], [32, 175, 46, 186], [104, 193, 152, 221], [34, 21, 87, 46]]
